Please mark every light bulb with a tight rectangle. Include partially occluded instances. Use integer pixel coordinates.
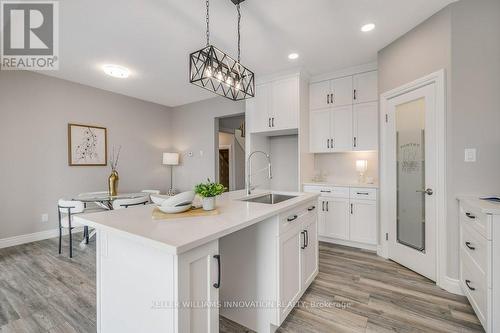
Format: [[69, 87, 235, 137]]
[[205, 66, 213, 77], [216, 71, 223, 80], [226, 76, 233, 85], [235, 81, 241, 90]]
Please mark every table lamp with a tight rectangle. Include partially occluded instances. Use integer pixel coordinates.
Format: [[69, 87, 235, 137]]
[[163, 152, 179, 196], [356, 160, 368, 184]]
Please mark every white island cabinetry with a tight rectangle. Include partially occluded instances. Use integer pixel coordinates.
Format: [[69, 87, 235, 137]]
[[78, 190, 318, 333]]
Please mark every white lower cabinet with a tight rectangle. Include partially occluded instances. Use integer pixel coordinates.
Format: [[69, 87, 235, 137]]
[[279, 226, 303, 321], [306, 185, 378, 249], [302, 215, 318, 288]]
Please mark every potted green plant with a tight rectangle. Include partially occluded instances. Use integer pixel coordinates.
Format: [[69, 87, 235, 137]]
[[194, 179, 226, 211]]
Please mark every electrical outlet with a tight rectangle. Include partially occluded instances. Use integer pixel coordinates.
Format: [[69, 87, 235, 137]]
[[199, 150, 204, 157], [41, 213, 49, 223], [464, 148, 476, 162]]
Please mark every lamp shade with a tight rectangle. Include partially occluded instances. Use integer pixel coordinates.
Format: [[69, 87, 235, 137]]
[[163, 153, 179, 166], [356, 160, 368, 173]]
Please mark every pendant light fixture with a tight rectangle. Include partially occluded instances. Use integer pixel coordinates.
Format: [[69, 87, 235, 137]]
[[189, 0, 255, 101]]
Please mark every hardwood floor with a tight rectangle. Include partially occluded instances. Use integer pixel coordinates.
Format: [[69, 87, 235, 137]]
[[0, 237, 483, 333]]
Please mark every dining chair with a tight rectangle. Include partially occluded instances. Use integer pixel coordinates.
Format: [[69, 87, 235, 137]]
[[112, 196, 149, 210], [58, 199, 87, 258], [141, 190, 161, 203]]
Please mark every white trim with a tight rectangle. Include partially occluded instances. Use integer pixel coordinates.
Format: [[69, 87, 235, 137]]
[[440, 276, 464, 296], [319, 236, 378, 252], [0, 227, 83, 249], [310, 62, 378, 83], [379, 70, 450, 291]]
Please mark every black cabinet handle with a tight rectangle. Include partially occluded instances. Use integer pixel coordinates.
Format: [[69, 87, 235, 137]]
[[272, 118, 275, 127], [301, 231, 306, 249], [350, 203, 353, 214], [465, 242, 476, 250], [331, 93, 334, 103], [322, 201, 325, 211], [327, 139, 330, 149], [305, 230, 309, 248], [357, 192, 369, 195], [331, 138, 334, 148], [465, 280, 475, 291], [213, 255, 221, 289], [268, 118, 271, 128], [353, 137, 357, 147], [353, 89, 357, 100], [308, 206, 316, 211], [320, 190, 331, 193], [287, 215, 298, 222], [465, 212, 476, 219]]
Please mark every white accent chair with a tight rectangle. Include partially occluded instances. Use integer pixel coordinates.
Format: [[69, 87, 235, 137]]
[[58, 199, 87, 258], [112, 196, 149, 210]]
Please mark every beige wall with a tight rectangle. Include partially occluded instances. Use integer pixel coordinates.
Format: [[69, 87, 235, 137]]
[[378, 0, 500, 279], [170, 97, 245, 191], [0, 71, 172, 239]]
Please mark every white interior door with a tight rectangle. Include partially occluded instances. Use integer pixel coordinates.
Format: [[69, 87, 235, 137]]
[[386, 83, 437, 281]]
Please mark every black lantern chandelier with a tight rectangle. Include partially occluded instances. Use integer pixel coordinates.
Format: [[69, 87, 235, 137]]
[[189, 0, 255, 101]]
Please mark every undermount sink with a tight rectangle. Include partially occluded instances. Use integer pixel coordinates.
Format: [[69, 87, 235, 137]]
[[239, 193, 297, 204]]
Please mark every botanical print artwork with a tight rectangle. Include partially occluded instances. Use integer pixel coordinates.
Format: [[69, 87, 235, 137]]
[[68, 124, 107, 166]]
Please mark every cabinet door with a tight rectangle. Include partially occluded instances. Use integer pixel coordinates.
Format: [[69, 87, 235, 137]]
[[353, 102, 378, 151], [272, 76, 299, 130], [331, 76, 353, 107], [331, 105, 353, 151], [353, 71, 378, 104], [247, 83, 271, 133], [350, 199, 377, 245], [178, 240, 219, 333], [322, 198, 350, 240], [279, 226, 302, 321], [309, 80, 331, 110], [301, 216, 318, 288], [310, 109, 331, 153]]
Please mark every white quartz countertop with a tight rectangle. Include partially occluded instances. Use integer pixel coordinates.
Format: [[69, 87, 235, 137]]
[[303, 181, 379, 189], [75, 190, 318, 255], [457, 196, 500, 215]]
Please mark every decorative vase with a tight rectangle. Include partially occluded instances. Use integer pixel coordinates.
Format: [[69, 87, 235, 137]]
[[202, 197, 216, 211], [108, 170, 119, 196]]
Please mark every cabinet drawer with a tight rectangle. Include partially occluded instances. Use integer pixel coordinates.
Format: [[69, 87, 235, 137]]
[[303, 185, 349, 198], [350, 188, 377, 200], [279, 202, 317, 235], [460, 249, 487, 326], [460, 220, 489, 276], [460, 201, 492, 239]]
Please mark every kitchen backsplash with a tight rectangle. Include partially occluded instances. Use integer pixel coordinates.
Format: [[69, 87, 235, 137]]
[[313, 151, 378, 184]]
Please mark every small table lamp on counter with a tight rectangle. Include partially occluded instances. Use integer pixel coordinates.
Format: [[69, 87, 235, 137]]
[[163, 152, 179, 196], [356, 160, 368, 184]]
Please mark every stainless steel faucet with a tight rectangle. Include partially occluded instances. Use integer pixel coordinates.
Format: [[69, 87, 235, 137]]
[[246, 151, 272, 195]]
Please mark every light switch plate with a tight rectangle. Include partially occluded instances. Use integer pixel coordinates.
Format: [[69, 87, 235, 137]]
[[464, 148, 476, 162], [41, 213, 49, 223]]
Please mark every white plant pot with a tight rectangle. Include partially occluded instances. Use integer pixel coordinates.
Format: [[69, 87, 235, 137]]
[[202, 197, 216, 211]]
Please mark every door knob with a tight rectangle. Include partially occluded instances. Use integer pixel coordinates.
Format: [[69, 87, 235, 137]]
[[416, 188, 433, 195]]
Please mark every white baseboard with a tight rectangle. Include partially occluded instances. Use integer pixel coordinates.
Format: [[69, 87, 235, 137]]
[[0, 227, 83, 250], [319, 236, 378, 252], [439, 276, 464, 296]]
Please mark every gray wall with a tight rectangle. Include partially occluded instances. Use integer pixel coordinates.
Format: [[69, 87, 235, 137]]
[[0, 71, 172, 239], [378, 0, 500, 279], [170, 97, 245, 191]]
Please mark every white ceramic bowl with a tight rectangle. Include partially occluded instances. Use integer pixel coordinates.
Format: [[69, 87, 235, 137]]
[[150, 194, 171, 206], [161, 191, 195, 208], [159, 203, 192, 214]]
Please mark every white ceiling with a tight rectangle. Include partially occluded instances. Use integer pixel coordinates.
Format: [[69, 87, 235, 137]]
[[44, 0, 455, 107]]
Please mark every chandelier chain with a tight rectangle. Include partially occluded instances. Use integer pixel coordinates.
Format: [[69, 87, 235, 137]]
[[237, 3, 241, 63], [206, 0, 210, 46]]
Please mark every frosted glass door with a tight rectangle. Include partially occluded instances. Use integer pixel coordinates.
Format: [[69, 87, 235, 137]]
[[396, 98, 426, 251]]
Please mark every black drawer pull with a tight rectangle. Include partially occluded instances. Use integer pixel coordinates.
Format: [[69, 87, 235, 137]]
[[304, 230, 309, 248], [465, 242, 475, 250], [465, 280, 475, 291], [320, 190, 331, 193], [307, 206, 316, 211], [301, 231, 306, 249], [213, 255, 221, 289], [357, 192, 369, 195], [465, 212, 476, 219], [287, 215, 298, 222]]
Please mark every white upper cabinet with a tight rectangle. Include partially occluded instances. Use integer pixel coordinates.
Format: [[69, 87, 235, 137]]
[[309, 80, 331, 110], [247, 75, 300, 134], [309, 69, 378, 153], [331, 76, 353, 107], [353, 71, 378, 104], [353, 102, 378, 151]]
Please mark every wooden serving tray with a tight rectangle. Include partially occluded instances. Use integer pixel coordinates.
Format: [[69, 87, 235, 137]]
[[152, 207, 220, 220]]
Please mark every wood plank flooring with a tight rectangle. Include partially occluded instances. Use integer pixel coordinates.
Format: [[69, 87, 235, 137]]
[[0, 237, 483, 333]]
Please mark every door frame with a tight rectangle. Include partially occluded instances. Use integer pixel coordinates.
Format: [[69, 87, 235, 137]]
[[378, 70, 455, 293]]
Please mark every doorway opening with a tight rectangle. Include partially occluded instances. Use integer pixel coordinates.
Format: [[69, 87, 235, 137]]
[[215, 114, 246, 191]]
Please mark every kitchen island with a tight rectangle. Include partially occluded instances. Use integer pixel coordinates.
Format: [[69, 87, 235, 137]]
[[75, 190, 319, 333]]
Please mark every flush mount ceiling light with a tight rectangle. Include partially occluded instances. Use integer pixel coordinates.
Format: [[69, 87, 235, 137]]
[[361, 23, 376, 32], [189, 0, 255, 101], [288, 53, 299, 60], [102, 64, 130, 78]]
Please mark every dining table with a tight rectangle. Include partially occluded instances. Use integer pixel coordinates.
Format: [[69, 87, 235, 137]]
[[71, 192, 150, 247]]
